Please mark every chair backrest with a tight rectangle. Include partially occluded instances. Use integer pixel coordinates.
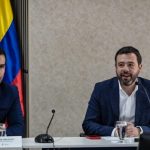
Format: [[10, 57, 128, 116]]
[[138, 133, 150, 150]]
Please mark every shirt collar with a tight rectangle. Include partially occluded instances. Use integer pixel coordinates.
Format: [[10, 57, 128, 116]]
[[118, 79, 138, 96]]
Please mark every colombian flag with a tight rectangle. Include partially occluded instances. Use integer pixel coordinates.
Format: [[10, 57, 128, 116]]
[[0, 0, 24, 115]]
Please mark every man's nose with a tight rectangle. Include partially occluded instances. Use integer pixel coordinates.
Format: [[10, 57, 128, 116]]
[[122, 65, 129, 72]]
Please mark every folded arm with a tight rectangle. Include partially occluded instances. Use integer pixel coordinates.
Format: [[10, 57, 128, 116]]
[[82, 84, 114, 136]]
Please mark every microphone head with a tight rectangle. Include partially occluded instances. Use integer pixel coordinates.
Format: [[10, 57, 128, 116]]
[[52, 109, 55, 113]]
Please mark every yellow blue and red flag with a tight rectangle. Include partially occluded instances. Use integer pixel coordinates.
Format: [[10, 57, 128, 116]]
[[0, 0, 24, 115]]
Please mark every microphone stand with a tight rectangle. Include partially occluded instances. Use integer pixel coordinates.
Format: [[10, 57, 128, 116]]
[[35, 109, 55, 143]]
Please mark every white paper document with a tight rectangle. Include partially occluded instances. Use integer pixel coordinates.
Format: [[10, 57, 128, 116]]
[[0, 136, 22, 148]]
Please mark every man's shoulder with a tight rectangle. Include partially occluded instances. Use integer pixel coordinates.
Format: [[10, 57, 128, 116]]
[[0, 82, 17, 93], [95, 77, 118, 89], [139, 77, 150, 87]]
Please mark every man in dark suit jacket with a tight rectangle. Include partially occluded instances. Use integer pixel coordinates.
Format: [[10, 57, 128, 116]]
[[0, 48, 24, 136], [82, 46, 150, 137]]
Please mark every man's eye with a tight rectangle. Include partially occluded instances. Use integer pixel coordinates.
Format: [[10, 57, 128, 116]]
[[118, 63, 124, 67], [128, 63, 134, 67]]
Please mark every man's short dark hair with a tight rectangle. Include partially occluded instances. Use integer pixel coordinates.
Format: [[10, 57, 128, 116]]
[[115, 46, 142, 65], [0, 48, 6, 59]]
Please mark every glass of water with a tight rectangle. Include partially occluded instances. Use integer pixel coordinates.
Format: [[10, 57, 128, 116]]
[[116, 121, 127, 142], [0, 123, 6, 136]]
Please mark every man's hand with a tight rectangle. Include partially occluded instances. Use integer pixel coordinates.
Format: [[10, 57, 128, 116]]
[[126, 122, 140, 137]]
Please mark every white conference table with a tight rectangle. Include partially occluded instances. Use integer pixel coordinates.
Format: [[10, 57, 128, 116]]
[[22, 137, 138, 149]]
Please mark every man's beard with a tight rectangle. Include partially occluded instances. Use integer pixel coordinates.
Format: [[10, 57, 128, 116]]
[[116, 72, 138, 86]]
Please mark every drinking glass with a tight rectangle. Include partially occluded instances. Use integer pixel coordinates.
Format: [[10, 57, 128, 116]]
[[116, 121, 127, 142], [0, 123, 6, 136]]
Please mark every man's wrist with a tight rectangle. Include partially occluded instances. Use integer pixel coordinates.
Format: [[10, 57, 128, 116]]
[[136, 126, 143, 135], [111, 127, 118, 137]]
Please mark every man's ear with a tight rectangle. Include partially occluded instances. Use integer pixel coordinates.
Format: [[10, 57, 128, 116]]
[[139, 64, 142, 70]]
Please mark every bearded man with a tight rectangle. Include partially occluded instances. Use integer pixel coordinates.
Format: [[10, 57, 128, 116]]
[[82, 46, 150, 137]]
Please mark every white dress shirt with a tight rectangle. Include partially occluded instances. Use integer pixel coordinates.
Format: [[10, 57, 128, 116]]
[[119, 81, 138, 123], [111, 80, 139, 136]]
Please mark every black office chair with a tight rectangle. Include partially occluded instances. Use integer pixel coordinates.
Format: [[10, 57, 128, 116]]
[[137, 133, 150, 150]]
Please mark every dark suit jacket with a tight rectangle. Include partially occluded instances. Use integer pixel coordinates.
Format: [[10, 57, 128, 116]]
[[0, 82, 24, 136], [82, 77, 150, 136]]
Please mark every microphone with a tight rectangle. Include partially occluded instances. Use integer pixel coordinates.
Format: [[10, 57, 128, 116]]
[[35, 109, 55, 143], [136, 81, 150, 105]]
